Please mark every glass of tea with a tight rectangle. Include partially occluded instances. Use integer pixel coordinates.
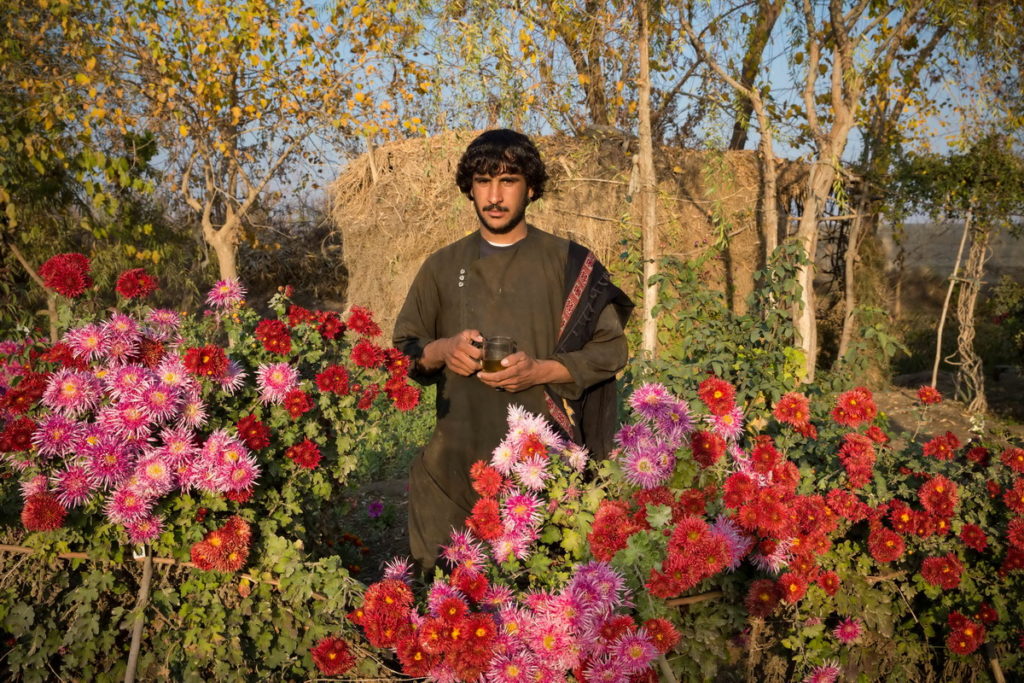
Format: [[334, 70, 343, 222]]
[[481, 336, 516, 373]]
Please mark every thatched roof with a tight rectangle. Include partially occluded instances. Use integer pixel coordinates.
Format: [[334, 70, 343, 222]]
[[328, 130, 807, 336]]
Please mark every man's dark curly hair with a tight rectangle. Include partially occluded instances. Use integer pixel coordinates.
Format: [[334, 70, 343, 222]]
[[455, 129, 548, 202]]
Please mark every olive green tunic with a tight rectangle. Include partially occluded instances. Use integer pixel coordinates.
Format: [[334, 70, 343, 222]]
[[393, 226, 627, 572]]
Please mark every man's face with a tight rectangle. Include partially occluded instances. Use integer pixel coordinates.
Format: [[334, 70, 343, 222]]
[[470, 172, 531, 236]]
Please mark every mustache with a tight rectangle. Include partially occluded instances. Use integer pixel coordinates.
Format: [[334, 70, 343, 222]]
[[481, 204, 508, 212]]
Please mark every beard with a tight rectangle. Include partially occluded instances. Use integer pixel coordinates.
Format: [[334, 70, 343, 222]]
[[474, 201, 527, 235]]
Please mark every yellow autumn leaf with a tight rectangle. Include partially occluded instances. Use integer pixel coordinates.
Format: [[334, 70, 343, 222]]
[[178, 124, 189, 136]]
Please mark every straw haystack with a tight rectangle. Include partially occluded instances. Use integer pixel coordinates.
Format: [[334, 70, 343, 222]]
[[328, 130, 806, 335]]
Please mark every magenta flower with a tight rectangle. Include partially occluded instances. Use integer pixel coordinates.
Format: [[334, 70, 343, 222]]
[[610, 629, 658, 674], [105, 486, 152, 524], [255, 362, 298, 403], [31, 414, 82, 457], [63, 323, 107, 360], [381, 557, 414, 582], [502, 490, 544, 533], [711, 515, 753, 570], [103, 364, 154, 401], [85, 441, 134, 487], [832, 617, 863, 644], [708, 405, 744, 441], [134, 455, 175, 496], [145, 309, 182, 338], [217, 360, 247, 394], [155, 358, 189, 387], [42, 368, 103, 416], [621, 446, 672, 490], [614, 422, 654, 453], [52, 465, 95, 507], [512, 455, 551, 491], [156, 426, 197, 466], [103, 312, 141, 344], [177, 392, 208, 429], [803, 662, 841, 683], [222, 457, 260, 491], [140, 383, 181, 422], [206, 279, 246, 308], [628, 382, 673, 421], [20, 474, 49, 497], [126, 513, 164, 544], [655, 398, 694, 445]]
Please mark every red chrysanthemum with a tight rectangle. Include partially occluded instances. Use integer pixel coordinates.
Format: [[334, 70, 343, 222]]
[[387, 382, 420, 412], [773, 391, 811, 427], [919, 475, 958, 517], [750, 435, 781, 474], [21, 493, 67, 531], [960, 523, 988, 551], [351, 339, 385, 368], [1007, 517, 1024, 549], [946, 619, 985, 655], [987, 480, 1002, 499], [38, 342, 89, 370], [316, 310, 345, 339], [697, 376, 736, 416], [920, 552, 963, 590], [977, 603, 999, 624], [133, 337, 166, 369], [922, 431, 961, 461], [867, 525, 905, 563], [346, 305, 382, 337], [817, 570, 841, 596], [643, 618, 680, 654], [190, 516, 251, 572], [465, 497, 503, 541], [0, 417, 36, 452], [589, 499, 643, 562], [865, 425, 889, 444], [283, 389, 313, 418], [287, 305, 318, 328], [315, 365, 350, 395], [236, 415, 270, 450], [384, 347, 411, 376], [396, 633, 435, 676], [357, 383, 380, 410], [916, 385, 942, 405], [115, 268, 158, 299], [470, 461, 504, 498], [1005, 478, 1024, 515], [183, 344, 229, 378], [838, 433, 876, 489], [722, 472, 757, 508], [690, 430, 726, 468], [286, 439, 322, 469], [451, 565, 489, 602], [965, 446, 990, 465], [1002, 447, 1024, 474], [310, 636, 356, 676], [744, 578, 781, 617], [39, 252, 92, 298], [888, 500, 915, 534], [255, 319, 292, 355], [831, 386, 877, 427]]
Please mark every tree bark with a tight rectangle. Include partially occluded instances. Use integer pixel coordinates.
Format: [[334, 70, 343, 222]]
[[727, 0, 785, 151], [954, 217, 989, 413], [637, 0, 658, 356], [836, 197, 866, 359]]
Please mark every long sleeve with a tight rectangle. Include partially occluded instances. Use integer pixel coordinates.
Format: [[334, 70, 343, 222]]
[[393, 257, 444, 385], [548, 303, 627, 400]]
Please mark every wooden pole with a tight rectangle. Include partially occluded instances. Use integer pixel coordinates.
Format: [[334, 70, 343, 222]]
[[932, 208, 972, 388], [124, 550, 153, 683]]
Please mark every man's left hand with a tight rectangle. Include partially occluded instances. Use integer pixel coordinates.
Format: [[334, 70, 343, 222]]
[[477, 352, 571, 392]]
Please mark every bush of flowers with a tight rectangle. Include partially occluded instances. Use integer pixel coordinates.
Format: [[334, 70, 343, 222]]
[[0, 252, 421, 679], [353, 406, 679, 682], [587, 378, 1024, 681]]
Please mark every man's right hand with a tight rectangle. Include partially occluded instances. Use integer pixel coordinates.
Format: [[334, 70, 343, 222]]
[[421, 329, 483, 376]]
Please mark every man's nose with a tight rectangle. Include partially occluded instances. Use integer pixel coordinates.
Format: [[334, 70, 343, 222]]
[[486, 180, 502, 204]]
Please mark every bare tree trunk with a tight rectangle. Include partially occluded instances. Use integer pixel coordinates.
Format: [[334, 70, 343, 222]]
[[637, 0, 658, 356], [727, 0, 786, 151], [932, 210, 972, 388], [955, 218, 989, 413], [754, 103, 779, 261], [793, 162, 836, 381], [837, 198, 866, 359], [205, 221, 239, 282]]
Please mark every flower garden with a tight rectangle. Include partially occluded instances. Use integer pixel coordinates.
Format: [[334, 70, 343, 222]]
[[1, 253, 1023, 682]]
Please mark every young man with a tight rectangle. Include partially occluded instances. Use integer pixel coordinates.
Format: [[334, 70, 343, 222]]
[[393, 129, 632, 572]]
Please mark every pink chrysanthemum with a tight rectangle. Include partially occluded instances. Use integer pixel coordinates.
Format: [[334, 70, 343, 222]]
[[483, 584, 515, 608], [206, 279, 246, 308], [507, 404, 564, 451], [621, 447, 673, 489], [52, 465, 95, 507], [832, 617, 863, 644], [709, 405, 744, 441], [486, 653, 539, 683], [140, 383, 181, 422], [512, 455, 551, 491], [425, 581, 466, 617], [217, 360, 247, 394], [610, 629, 658, 674], [615, 422, 654, 453], [103, 312, 141, 344], [568, 562, 628, 612], [105, 401, 153, 439], [126, 513, 164, 544], [584, 655, 629, 683], [104, 364, 154, 400], [155, 426, 196, 465], [750, 539, 793, 574], [441, 529, 488, 569], [21, 474, 49, 497], [255, 362, 299, 404], [134, 455, 175, 496], [655, 398, 694, 446], [105, 486, 152, 524], [525, 617, 578, 670], [562, 443, 589, 472], [628, 382, 673, 421], [63, 324, 107, 360], [711, 515, 753, 570], [103, 336, 138, 364], [145, 309, 181, 337], [490, 534, 532, 564], [382, 557, 414, 582], [177, 391, 208, 429], [502, 490, 544, 533], [75, 424, 107, 456], [803, 662, 841, 683], [32, 414, 82, 457], [222, 456, 260, 491], [85, 441, 135, 487], [491, 439, 517, 475], [42, 368, 103, 416], [155, 358, 189, 387]]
